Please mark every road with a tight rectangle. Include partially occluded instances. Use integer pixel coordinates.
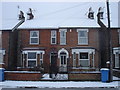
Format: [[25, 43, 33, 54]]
[[2, 88, 119, 90]]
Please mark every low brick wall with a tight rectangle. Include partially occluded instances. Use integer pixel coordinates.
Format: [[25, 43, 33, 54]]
[[5, 71, 42, 81], [68, 72, 101, 81]]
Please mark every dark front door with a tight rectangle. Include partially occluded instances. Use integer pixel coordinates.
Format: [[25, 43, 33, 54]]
[[50, 53, 58, 73]]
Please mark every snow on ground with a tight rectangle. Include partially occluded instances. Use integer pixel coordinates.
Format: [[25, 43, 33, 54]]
[[0, 81, 119, 88], [0, 75, 119, 88]]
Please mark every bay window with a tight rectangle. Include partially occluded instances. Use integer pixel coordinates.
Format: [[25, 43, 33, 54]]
[[27, 52, 37, 67]]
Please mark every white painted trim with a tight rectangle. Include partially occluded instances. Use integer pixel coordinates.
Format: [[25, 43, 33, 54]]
[[30, 31, 39, 45], [22, 50, 45, 54], [59, 29, 67, 32], [22, 50, 45, 67], [72, 49, 95, 54], [115, 53, 119, 68], [113, 47, 120, 54], [77, 29, 89, 32], [58, 48, 69, 58], [0, 50, 5, 55]]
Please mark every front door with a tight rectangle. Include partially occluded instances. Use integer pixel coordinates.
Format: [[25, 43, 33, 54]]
[[50, 53, 58, 73], [60, 52, 67, 72]]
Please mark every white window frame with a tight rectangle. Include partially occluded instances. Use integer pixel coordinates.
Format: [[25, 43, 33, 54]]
[[77, 29, 88, 45], [73, 52, 76, 67], [59, 29, 67, 45], [30, 31, 39, 45], [78, 52, 90, 67], [0, 50, 5, 64], [115, 53, 119, 68], [51, 30, 57, 44], [27, 52, 37, 67]]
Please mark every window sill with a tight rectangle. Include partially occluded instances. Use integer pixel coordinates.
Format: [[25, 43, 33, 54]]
[[60, 44, 66, 45], [30, 43, 39, 45], [78, 44, 88, 45]]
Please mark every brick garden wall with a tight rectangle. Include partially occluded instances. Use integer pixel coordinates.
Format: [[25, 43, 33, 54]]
[[5, 71, 42, 81], [68, 72, 101, 81]]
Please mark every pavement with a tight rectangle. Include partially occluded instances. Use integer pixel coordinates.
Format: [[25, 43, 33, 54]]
[[0, 80, 120, 89]]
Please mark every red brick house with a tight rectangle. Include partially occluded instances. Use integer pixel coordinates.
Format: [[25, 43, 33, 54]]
[[1, 1, 120, 80]]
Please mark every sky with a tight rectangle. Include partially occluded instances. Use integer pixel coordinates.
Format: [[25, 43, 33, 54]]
[[1, 0, 120, 2], [0, 0, 119, 29]]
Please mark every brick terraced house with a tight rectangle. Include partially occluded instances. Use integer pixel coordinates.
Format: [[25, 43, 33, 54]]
[[0, 1, 120, 80]]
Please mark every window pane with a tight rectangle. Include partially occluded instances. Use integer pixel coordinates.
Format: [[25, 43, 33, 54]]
[[64, 56, 66, 64], [78, 30, 88, 44], [79, 38, 88, 44], [31, 38, 38, 44], [31, 31, 38, 37], [80, 60, 89, 67], [52, 38, 55, 44], [73, 53, 76, 59], [28, 61, 36, 67], [61, 56, 63, 65], [28, 52, 36, 59], [51, 31, 56, 37], [115, 54, 119, 68], [60, 31, 66, 44], [80, 53, 88, 59]]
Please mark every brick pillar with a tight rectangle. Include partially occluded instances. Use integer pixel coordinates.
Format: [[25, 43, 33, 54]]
[[37, 54, 40, 66], [76, 54, 79, 67], [24, 54, 27, 67], [90, 53, 93, 68]]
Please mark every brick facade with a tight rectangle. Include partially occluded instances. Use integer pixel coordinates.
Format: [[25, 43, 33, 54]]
[[1, 28, 120, 80]]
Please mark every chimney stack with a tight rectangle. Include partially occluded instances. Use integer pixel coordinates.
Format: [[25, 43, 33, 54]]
[[97, 7, 104, 19], [27, 8, 34, 20], [18, 11, 25, 20], [88, 7, 94, 19]]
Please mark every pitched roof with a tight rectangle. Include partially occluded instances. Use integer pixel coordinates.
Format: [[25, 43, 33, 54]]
[[1, 1, 119, 30]]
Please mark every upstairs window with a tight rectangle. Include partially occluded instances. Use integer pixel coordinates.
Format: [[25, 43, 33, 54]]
[[77, 29, 88, 45], [59, 29, 67, 45], [51, 30, 57, 44], [30, 31, 39, 44]]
